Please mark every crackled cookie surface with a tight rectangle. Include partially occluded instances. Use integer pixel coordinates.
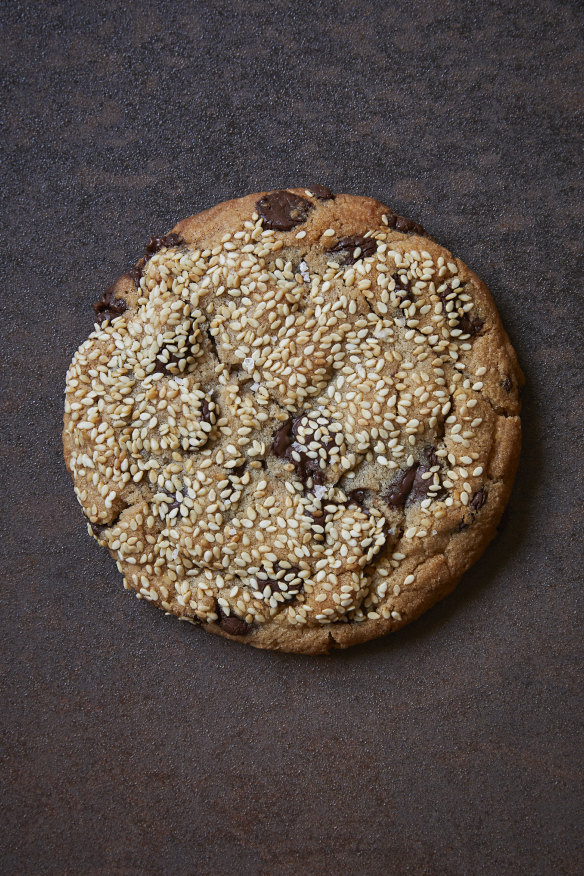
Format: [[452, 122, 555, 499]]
[[63, 189, 522, 653]]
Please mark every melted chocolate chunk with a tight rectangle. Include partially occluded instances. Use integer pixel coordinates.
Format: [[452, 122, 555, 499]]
[[89, 521, 109, 538], [502, 375, 513, 393], [308, 184, 334, 200], [458, 311, 484, 337], [217, 606, 250, 636], [261, 563, 303, 595], [367, 518, 390, 563], [470, 488, 487, 511], [386, 448, 443, 508], [272, 419, 294, 457], [386, 465, 418, 507], [145, 232, 184, 256], [346, 489, 371, 510], [424, 446, 441, 469], [393, 274, 414, 307], [130, 234, 184, 284], [92, 286, 127, 325], [439, 288, 483, 338], [166, 495, 181, 513], [271, 414, 332, 487], [384, 211, 424, 235], [459, 488, 487, 530], [154, 349, 181, 374], [200, 398, 211, 423], [328, 235, 378, 265], [407, 466, 433, 504], [230, 462, 247, 478], [438, 288, 452, 309], [256, 191, 314, 231], [407, 447, 445, 505], [395, 215, 424, 234], [129, 258, 147, 285]]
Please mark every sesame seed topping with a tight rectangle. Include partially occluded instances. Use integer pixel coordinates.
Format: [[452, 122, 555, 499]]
[[65, 194, 508, 646]]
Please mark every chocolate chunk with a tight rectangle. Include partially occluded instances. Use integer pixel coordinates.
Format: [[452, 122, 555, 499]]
[[502, 375, 513, 393], [386, 465, 418, 507], [395, 215, 424, 235], [200, 398, 211, 422], [328, 235, 378, 265], [272, 413, 336, 487], [256, 191, 314, 231], [346, 489, 371, 509], [407, 466, 433, 504], [308, 184, 334, 200], [291, 415, 329, 485], [368, 518, 390, 563], [424, 446, 440, 469], [129, 258, 147, 285], [393, 274, 413, 304], [92, 285, 127, 325], [385, 209, 424, 235], [408, 447, 445, 505], [130, 234, 184, 284], [459, 488, 487, 530], [260, 563, 303, 596], [230, 462, 247, 478], [470, 488, 487, 511], [308, 508, 326, 524], [154, 349, 181, 374], [165, 493, 181, 513], [145, 232, 184, 257], [272, 419, 294, 457], [458, 311, 484, 337], [438, 288, 452, 309], [217, 607, 250, 636], [89, 521, 109, 537]]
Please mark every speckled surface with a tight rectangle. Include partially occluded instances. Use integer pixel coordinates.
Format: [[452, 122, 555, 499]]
[[1, 1, 583, 874]]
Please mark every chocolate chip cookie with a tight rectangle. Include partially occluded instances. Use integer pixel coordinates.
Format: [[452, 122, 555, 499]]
[[63, 188, 523, 653]]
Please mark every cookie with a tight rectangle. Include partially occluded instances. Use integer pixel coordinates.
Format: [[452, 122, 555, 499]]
[[63, 188, 523, 654]]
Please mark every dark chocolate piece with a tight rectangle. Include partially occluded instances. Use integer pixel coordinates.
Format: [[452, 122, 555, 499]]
[[217, 607, 250, 636], [502, 375, 513, 393], [129, 259, 146, 285], [470, 488, 487, 511], [154, 349, 181, 374], [386, 446, 444, 508], [328, 235, 378, 265], [346, 489, 371, 509], [256, 190, 314, 231], [260, 563, 303, 595], [271, 414, 332, 487], [308, 184, 334, 200], [459, 488, 488, 530], [395, 215, 422, 234], [272, 419, 294, 458], [130, 233, 184, 284], [200, 398, 212, 423], [386, 465, 418, 507], [145, 232, 184, 256], [92, 285, 127, 325], [394, 274, 413, 302], [458, 311, 484, 337]]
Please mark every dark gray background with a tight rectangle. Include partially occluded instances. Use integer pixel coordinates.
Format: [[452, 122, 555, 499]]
[[2, 1, 583, 874]]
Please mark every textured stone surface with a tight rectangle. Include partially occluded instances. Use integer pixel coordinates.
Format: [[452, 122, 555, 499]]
[[1, 1, 582, 874]]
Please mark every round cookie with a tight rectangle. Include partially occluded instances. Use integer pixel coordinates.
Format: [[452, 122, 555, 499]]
[[63, 188, 523, 654]]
